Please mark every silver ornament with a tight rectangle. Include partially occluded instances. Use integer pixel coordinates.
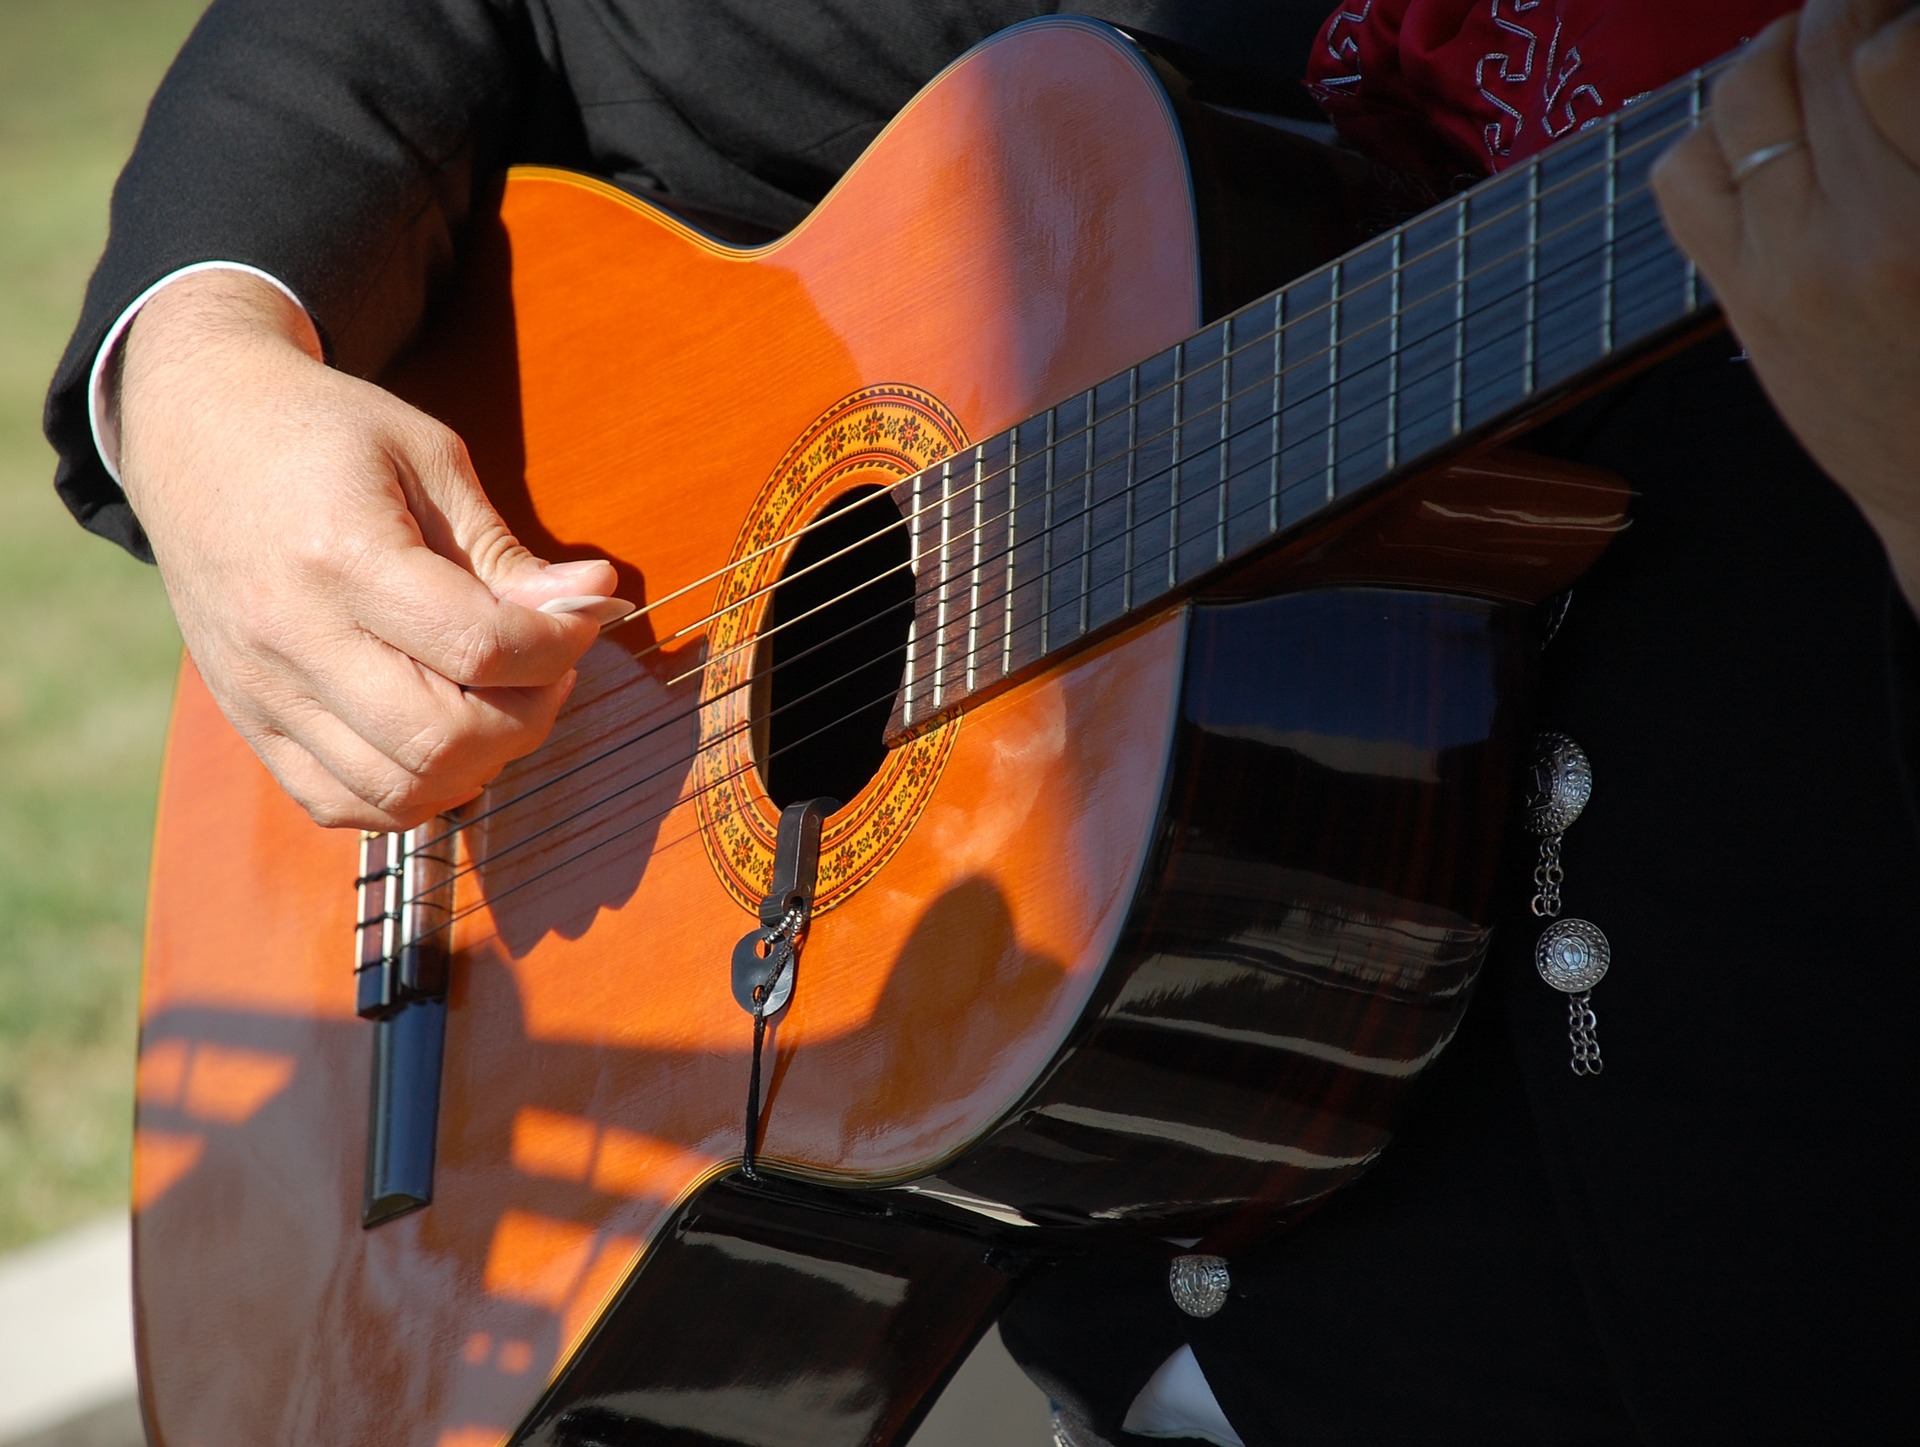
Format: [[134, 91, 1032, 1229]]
[[1168, 1254, 1231, 1319], [1535, 917, 1611, 994], [1525, 732, 1593, 837]]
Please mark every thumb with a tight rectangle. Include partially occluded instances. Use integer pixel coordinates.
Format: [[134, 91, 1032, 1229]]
[[396, 414, 621, 608]]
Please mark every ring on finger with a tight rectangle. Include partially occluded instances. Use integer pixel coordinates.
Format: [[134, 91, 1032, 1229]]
[[1729, 135, 1805, 184]]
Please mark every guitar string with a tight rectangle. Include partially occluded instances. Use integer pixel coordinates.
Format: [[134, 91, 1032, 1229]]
[[419, 136, 1691, 872], [398, 146, 1679, 865], [461, 95, 1695, 762], [398, 195, 1686, 875], [392, 220, 1691, 917], [416, 171, 1681, 844], [587, 96, 1703, 671], [402, 280, 1611, 944], [399, 188, 1682, 867]]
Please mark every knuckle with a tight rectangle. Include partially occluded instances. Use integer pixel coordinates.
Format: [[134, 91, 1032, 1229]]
[[443, 617, 511, 686], [392, 718, 461, 779], [245, 604, 311, 666], [425, 423, 475, 480], [284, 524, 346, 582], [365, 767, 433, 823], [305, 796, 378, 831]]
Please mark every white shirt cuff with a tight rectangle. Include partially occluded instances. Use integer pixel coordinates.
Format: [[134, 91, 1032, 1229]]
[[87, 260, 307, 486], [1121, 1344, 1246, 1446]]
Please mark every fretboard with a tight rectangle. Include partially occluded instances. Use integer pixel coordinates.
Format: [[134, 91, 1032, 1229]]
[[888, 56, 1723, 737]]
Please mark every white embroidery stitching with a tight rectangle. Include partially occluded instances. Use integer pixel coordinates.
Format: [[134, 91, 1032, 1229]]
[[1539, 18, 1605, 138], [1315, 2, 1375, 94], [1475, 1, 1607, 162]]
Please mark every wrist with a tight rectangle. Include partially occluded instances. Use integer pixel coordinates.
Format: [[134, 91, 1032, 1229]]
[[116, 271, 329, 523], [122, 268, 322, 381]]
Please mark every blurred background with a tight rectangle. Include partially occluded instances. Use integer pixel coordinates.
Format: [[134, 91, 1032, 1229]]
[[0, 5, 1047, 1443], [1, 5, 196, 1443], [0, 0, 194, 1263]]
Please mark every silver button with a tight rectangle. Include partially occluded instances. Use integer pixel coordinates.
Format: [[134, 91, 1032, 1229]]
[[1535, 917, 1611, 993], [1525, 732, 1593, 837], [1168, 1254, 1230, 1318]]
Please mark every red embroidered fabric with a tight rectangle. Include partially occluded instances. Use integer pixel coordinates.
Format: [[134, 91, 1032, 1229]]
[[1307, 0, 1799, 183]]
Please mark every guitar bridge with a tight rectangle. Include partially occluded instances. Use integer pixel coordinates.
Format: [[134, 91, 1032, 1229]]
[[354, 825, 456, 1227]]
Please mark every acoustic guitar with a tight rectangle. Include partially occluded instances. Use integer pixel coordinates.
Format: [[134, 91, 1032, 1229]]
[[132, 17, 1715, 1446]]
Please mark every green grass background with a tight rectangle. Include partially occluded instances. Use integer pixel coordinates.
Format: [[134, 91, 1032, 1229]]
[[0, 0, 205, 1249]]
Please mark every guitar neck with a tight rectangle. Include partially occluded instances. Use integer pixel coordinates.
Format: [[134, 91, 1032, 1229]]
[[889, 54, 1725, 736]]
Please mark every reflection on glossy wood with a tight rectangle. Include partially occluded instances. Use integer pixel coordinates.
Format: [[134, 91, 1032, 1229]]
[[133, 18, 1630, 1447], [512, 1178, 1016, 1447]]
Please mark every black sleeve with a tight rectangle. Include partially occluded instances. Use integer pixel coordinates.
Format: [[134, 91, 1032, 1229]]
[[1887, 580, 1920, 841], [47, 0, 1339, 563], [40, 0, 560, 561]]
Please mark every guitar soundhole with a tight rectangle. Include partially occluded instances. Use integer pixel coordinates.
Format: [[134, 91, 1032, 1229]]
[[758, 486, 913, 808]]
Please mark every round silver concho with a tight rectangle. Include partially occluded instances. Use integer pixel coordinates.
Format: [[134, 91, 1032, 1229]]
[[1535, 918, 1611, 994], [1168, 1254, 1231, 1319], [1525, 732, 1593, 837]]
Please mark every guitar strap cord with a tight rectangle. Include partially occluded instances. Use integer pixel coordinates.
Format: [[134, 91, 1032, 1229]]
[[740, 903, 807, 1180]]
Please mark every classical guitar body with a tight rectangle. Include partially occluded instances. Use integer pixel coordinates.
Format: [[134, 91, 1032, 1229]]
[[134, 19, 1649, 1447]]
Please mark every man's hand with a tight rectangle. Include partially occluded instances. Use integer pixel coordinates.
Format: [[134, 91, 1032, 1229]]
[[117, 269, 632, 831], [1654, 0, 1920, 611]]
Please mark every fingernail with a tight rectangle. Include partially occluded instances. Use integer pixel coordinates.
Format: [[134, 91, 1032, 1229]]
[[541, 559, 613, 581], [558, 669, 579, 706], [538, 595, 636, 628]]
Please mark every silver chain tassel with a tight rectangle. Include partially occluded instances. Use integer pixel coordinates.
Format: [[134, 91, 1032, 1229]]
[[1525, 733, 1610, 1075]]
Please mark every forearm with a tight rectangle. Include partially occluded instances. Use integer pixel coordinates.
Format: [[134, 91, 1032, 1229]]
[[113, 269, 323, 526], [46, 0, 537, 558]]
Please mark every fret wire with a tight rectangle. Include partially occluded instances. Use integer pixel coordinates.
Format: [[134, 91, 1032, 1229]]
[[1684, 71, 1703, 312], [382, 837, 400, 967], [1168, 341, 1184, 589], [1325, 263, 1341, 504], [933, 456, 953, 709], [1602, 123, 1618, 354], [1077, 393, 1094, 638], [1123, 364, 1138, 614], [1524, 163, 1539, 393], [1040, 405, 1056, 656], [1216, 315, 1232, 560], [1451, 200, 1467, 435], [1002, 426, 1018, 680], [903, 466, 925, 725], [1386, 233, 1401, 472], [1267, 314, 1282, 531], [966, 445, 984, 694]]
